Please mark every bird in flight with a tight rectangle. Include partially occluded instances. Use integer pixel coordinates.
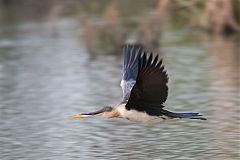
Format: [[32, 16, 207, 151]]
[[68, 44, 206, 124]]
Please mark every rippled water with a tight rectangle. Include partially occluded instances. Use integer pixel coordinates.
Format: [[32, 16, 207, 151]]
[[0, 19, 239, 160]]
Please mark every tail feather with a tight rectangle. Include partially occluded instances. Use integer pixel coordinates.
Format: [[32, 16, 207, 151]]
[[176, 112, 207, 120], [161, 109, 207, 120]]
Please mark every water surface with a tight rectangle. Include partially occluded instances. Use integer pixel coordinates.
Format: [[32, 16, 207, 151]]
[[0, 18, 239, 160]]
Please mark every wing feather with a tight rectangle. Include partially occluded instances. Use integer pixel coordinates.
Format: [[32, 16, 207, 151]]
[[121, 44, 145, 102], [125, 51, 169, 116]]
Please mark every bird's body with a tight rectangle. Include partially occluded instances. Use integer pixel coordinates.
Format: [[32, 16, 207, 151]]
[[69, 44, 206, 124], [101, 104, 169, 124]]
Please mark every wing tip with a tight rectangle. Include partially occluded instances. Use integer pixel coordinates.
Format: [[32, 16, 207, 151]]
[[122, 43, 147, 82], [122, 43, 145, 50]]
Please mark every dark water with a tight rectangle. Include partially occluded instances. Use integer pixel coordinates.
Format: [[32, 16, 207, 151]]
[[0, 18, 239, 160]]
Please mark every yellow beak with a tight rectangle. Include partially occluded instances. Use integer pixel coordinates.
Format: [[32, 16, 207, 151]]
[[67, 114, 89, 119]]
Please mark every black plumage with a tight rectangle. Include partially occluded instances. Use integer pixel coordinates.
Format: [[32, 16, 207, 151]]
[[122, 44, 144, 81], [126, 50, 169, 116], [121, 44, 145, 103]]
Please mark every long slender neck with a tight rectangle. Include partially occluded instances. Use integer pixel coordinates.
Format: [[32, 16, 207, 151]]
[[102, 104, 126, 118]]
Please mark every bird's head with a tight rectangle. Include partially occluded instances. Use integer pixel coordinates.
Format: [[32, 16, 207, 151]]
[[67, 106, 114, 119]]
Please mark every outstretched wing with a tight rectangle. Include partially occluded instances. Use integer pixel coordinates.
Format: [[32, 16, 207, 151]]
[[125, 52, 169, 116], [121, 44, 144, 103]]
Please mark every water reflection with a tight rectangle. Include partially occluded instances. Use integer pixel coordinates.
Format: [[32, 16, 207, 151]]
[[81, 2, 125, 55], [0, 11, 239, 160], [209, 35, 239, 159]]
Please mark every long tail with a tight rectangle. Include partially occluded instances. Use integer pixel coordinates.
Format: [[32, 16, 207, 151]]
[[161, 109, 207, 120]]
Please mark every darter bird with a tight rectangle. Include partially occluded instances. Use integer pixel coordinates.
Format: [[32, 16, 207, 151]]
[[68, 44, 206, 124]]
